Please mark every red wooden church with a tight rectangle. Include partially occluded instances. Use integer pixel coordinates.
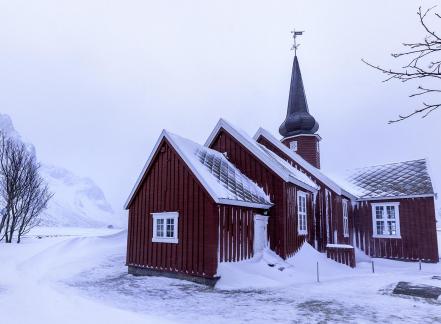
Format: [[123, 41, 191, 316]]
[[125, 52, 439, 285]]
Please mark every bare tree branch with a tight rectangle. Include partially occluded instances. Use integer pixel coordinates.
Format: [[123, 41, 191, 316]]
[[363, 6, 441, 123]]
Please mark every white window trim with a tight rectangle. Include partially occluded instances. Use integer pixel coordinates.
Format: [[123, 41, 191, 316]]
[[152, 212, 179, 244], [290, 141, 298, 152], [371, 202, 401, 239], [342, 199, 349, 238], [297, 191, 308, 235]]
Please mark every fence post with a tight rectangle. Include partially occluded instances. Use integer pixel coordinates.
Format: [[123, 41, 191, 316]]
[[419, 259, 422, 271], [371, 260, 375, 273], [316, 261, 320, 283]]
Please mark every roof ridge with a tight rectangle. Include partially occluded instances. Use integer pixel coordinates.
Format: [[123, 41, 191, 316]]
[[253, 127, 345, 196], [206, 119, 319, 192]]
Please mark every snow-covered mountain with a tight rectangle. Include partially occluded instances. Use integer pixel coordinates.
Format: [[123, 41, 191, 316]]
[[0, 113, 122, 228]]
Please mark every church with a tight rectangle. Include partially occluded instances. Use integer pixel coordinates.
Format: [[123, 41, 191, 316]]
[[124, 48, 439, 285]]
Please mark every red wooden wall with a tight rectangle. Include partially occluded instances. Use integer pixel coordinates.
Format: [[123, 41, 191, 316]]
[[257, 136, 351, 251], [218, 205, 257, 262], [126, 139, 219, 278], [353, 197, 439, 262], [285, 183, 313, 256], [281, 135, 320, 169], [209, 129, 310, 258], [326, 246, 356, 268]]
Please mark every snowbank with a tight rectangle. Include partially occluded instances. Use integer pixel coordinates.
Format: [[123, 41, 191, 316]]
[[0, 228, 170, 324], [217, 243, 353, 290]]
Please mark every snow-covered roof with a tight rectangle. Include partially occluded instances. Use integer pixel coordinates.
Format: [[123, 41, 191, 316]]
[[204, 119, 319, 192], [257, 144, 319, 190], [125, 130, 273, 210], [253, 127, 353, 198], [342, 159, 435, 200]]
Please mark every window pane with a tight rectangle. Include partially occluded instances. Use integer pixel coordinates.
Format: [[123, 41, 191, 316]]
[[387, 221, 396, 235], [375, 206, 383, 219], [166, 218, 175, 238], [156, 219, 164, 237], [376, 221, 384, 235], [386, 206, 395, 219]]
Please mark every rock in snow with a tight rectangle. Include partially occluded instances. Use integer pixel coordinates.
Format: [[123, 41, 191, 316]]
[[0, 113, 122, 228]]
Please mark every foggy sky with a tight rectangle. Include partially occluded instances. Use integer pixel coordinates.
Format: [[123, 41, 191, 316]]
[[0, 0, 440, 214]]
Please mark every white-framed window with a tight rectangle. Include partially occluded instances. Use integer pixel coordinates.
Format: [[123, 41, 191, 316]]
[[290, 141, 298, 152], [152, 212, 179, 243], [342, 199, 349, 238], [316, 142, 320, 153], [371, 202, 401, 238], [297, 191, 307, 235]]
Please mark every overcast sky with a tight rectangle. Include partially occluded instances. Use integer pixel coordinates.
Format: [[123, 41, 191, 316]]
[[0, 0, 440, 213]]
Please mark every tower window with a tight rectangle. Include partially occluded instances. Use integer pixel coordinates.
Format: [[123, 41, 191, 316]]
[[290, 141, 298, 152], [316, 142, 320, 153]]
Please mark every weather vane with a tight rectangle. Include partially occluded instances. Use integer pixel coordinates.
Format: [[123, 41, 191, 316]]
[[291, 29, 304, 55]]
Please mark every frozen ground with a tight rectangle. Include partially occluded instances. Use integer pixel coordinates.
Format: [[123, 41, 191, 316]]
[[0, 228, 440, 324]]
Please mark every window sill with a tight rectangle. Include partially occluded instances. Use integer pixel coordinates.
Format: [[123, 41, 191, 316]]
[[372, 235, 401, 239], [298, 231, 308, 236], [152, 237, 178, 244]]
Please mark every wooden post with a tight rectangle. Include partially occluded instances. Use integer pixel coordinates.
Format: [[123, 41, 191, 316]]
[[371, 260, 375, 273], [419, 259, 422, 271], [316, 261, 320, 283]]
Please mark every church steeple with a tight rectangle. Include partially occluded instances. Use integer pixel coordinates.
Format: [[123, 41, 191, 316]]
[[279, 55, 319, 137], [278, 31, 322, 169]]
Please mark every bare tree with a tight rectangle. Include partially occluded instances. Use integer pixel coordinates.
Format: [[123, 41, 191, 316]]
[[0, 133, 52, 243], [363, 6, 441, 123]]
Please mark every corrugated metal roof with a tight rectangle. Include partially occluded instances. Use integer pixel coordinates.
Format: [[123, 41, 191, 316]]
[[169, 132, 272, 208], [345, 159, 434, 199], [125, 130, 273, 209], [194, 146, 272, 206]]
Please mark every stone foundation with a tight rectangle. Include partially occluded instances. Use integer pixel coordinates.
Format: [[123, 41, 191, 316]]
[[128, 266, 220, 287]]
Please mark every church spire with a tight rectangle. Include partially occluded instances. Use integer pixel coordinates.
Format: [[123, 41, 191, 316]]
[[279, 31, 319, 138]]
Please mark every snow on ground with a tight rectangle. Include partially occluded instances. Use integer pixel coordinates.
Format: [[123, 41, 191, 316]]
[[0, 228, 169, 324], [1, 228, 440, 324]]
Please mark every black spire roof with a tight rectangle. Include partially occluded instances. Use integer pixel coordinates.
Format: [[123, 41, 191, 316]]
[[279, 55, 319, 137]]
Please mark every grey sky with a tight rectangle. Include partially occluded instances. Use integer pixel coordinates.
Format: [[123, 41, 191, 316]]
[[0, 0, 439, 213]]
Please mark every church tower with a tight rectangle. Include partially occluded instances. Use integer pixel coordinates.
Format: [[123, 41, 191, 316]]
[[279, 52, 321, 169]]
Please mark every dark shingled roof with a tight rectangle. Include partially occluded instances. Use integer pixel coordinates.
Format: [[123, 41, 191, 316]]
[[279, 55, 319, 137], [345, 159, 434, 199]]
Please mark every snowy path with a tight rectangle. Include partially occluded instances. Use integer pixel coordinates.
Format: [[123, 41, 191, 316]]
[[0, 229, 170, 324], [1, 228, 440, 324], [71, 253, 441, 324]]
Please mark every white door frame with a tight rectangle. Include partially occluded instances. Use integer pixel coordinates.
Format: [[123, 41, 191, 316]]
[[253, 214, 269, 254]]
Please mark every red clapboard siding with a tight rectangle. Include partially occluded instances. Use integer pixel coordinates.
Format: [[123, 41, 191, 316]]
[[353, 197, 439, 262], [257, 136, 353, 252], [326, 246, 356, 268], [218, 205, 256, 262], [209, 129, 309, 258], [126, 139, 219, 278], [281, 135, 320, 169]]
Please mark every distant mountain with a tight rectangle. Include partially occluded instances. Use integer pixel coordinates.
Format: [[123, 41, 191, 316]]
[[0, 113, 122, 228]]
